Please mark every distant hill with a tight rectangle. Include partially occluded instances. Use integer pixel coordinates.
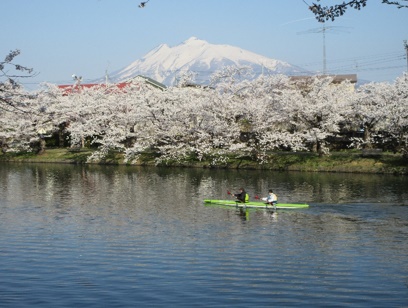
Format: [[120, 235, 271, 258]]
[[105, 37, 308, 86]]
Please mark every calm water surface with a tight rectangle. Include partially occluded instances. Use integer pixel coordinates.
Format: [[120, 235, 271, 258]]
[[0, 163, 407, 307]]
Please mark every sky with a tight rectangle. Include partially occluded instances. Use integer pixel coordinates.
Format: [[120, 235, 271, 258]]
[[2, 0, 407, 89]]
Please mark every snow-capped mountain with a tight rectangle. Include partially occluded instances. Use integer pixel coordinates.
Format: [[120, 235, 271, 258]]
[[107, 37, 306, 86]]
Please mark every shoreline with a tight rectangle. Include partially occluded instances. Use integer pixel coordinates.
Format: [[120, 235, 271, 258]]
[[1, 148, 407, 175]]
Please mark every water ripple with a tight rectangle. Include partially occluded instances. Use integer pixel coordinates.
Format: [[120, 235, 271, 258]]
[[1, 165, 408, 307]]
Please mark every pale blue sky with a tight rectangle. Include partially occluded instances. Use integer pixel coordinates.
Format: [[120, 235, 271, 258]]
[[2, 0, 407, 88]]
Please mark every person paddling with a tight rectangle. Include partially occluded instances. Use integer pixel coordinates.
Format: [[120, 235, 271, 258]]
[[262, 189, 277, 207], [232, 188, 249, 203]]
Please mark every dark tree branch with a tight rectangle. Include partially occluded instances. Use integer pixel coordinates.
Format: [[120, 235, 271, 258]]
[[306, 0, 408, 22], [138, 0, 149, 8], [1, 50, 37, 113]]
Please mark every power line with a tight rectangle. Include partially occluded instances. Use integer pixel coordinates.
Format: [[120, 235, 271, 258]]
[[328, 54, 405, 71], [297, 51, 405, 75]]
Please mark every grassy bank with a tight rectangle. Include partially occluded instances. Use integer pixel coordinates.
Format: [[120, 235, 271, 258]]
[[0, 148, 407, 175]]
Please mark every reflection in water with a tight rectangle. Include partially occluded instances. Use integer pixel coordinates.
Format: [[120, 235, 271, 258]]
[[0, 163, 407, 307], [235, 208, 278, 223], [2, 164, 407, 210]]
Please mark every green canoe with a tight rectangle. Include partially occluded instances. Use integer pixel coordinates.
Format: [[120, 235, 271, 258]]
[[204, 199, 309, 209]]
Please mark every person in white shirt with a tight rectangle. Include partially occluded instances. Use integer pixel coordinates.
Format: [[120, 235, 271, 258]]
[[262, 189, 277, 206]]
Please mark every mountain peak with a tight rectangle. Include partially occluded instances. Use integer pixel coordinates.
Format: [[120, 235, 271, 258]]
[[183, 37, 202, 44], [183, 36, 208, 45], [108, 38, 305, 86]]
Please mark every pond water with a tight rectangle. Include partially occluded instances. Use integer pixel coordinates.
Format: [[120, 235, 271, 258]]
[[0, 163, 407, 307]]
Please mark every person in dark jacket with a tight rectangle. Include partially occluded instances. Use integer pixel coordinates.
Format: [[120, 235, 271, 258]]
[[233, 188, 249, 203]]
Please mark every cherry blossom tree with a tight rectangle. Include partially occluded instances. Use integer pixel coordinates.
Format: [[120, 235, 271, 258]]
[[0, 50, 39, 152], [48, 81, 151, 157], [126, 82, 243, 165], [220, 74, 307, 163], [348, 81, 396, 149], [2, 63, 408, 162], [284, 76, 354, 155], [383, 74, 408, 157], [0, 90, 51, 154]]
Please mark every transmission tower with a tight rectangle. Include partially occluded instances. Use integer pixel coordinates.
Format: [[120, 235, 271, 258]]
[[298, 24, 350, 75]]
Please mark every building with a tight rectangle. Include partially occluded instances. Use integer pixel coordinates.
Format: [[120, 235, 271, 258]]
[[290, 74, 358, 92], [58, 75, 166, 94]]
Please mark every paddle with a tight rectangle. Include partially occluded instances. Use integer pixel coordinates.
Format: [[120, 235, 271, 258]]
[[255, 194, 275, 209], [227, 190, 237, 206], [227, 190, 235, 200]]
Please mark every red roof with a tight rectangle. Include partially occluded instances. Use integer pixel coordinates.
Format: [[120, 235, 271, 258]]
[[58, 82, 131, 94]]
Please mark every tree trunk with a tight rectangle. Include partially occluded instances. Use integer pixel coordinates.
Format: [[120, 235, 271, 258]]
[[363, 125, 372, 149], [38, 138, 46, 155], [58, 129, 65, 147]]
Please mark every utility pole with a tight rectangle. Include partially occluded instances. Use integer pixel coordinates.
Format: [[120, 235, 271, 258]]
[[105, 69, 110, 85], [105, 61, 110, 85], [322, 24, 327, 75], [404, 40, 408, 73]]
